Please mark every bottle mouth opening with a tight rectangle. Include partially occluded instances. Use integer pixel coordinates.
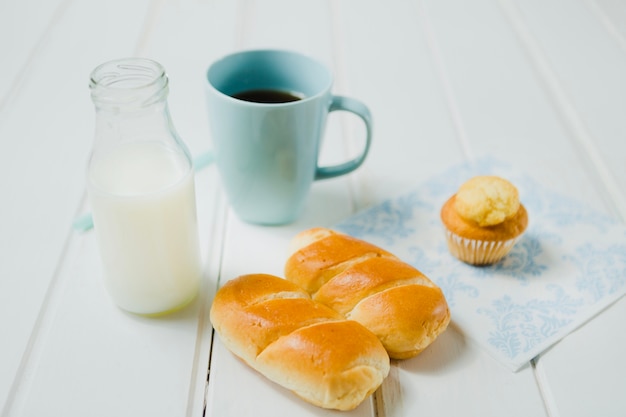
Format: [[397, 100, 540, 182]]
[[89, 58, 168, 109]]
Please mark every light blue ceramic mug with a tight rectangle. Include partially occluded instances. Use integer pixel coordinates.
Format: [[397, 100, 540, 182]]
[[205, 49, 372, 225]]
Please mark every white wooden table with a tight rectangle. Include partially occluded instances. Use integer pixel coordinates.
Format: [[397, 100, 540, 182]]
[[2, 0, 625, 416]]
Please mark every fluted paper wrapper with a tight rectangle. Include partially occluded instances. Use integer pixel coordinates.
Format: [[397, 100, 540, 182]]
[[444, 230, 522, 265]]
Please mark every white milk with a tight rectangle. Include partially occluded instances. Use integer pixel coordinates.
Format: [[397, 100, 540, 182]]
[[88, 141, 201, 315]]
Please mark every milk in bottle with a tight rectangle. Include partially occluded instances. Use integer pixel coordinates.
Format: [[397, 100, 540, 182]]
[[88, 58, 201, 315]]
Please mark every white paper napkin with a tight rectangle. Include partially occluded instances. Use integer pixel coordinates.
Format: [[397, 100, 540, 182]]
[[335, 157, 626, 371]]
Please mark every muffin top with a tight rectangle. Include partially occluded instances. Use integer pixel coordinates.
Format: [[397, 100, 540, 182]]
[[454, 176, 520, 227], [441, 196, 527, 241]]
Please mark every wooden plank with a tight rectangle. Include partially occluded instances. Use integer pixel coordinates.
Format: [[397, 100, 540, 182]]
[[332, 0, 465, 210], [421, 0, 606, 202], [0, 0, 154, 411], [505, 0, 626, 219], [0, 0, 224, 415], [590, 0, 626, 51], [501, 0, 626, 415], [0, 0, 67, 403], [203, 1, 376, 416], [0, 0, 66, 106], [336, 0, 549, 415], [5, 0, 241, 415], [534, 298, 626, 417], [15, 229, 198, 416]]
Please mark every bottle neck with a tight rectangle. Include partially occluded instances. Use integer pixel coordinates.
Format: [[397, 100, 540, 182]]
[[89, 58, 185, 158]]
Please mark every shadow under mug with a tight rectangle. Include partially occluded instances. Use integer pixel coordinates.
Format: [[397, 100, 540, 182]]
[[205, 49, 372, 225]]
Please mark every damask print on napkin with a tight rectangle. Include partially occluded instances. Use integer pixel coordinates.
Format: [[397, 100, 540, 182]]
[[434, 272, 480, 307], [338, 192, 428, 245], [567, 243, 626, 302], [469, 233, 549, 285], [336, 156, 626, 371], [477, 285, 584, 359], [526, 184, 618, 232]]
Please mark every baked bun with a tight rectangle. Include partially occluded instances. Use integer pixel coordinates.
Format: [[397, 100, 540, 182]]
[[209, 273, 390, 411], [441, 175, 528, 265], [285, 228, 450, 359]]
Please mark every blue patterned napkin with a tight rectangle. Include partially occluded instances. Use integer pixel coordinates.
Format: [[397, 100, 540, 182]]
[[336, 157, 626, 371]]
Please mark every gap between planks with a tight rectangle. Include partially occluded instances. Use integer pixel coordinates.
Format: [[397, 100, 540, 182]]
[[496, 0, 626, 223], [0, 193, 89, 417]]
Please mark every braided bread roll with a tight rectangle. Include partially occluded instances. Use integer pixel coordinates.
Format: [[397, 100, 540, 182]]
[[209, 273, 390, 411], [284, 228, 450, 359]]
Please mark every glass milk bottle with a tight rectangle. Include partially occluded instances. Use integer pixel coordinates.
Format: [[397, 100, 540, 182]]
[[88, 58, 201, 316]]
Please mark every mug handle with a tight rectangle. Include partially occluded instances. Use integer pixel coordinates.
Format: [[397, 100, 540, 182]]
[[315, 95, 373, 180]]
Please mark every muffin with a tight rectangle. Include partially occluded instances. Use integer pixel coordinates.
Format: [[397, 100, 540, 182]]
[[440, 176, 528, 265]]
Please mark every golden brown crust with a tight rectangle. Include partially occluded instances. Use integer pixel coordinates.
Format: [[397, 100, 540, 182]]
[[441, 195, 528, 242], [284, 232, 393, 293], [257, 320, 389, 410], [349, 285, 450, 359], [313, 256, 434, 315], [209, 274, 390, 411], [285, 228, 450, 360]]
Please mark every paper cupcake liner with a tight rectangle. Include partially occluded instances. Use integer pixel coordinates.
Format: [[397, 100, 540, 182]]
[[444, 229, 522, 265]]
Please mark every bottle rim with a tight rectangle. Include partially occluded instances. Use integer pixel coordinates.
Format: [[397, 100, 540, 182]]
[[89, 58, 169, 109]]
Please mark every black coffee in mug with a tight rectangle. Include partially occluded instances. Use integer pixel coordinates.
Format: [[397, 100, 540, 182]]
[[232, 89, 303, 103]]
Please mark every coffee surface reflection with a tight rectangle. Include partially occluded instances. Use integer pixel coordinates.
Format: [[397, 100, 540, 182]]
[[232, 89, 303, 103]]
